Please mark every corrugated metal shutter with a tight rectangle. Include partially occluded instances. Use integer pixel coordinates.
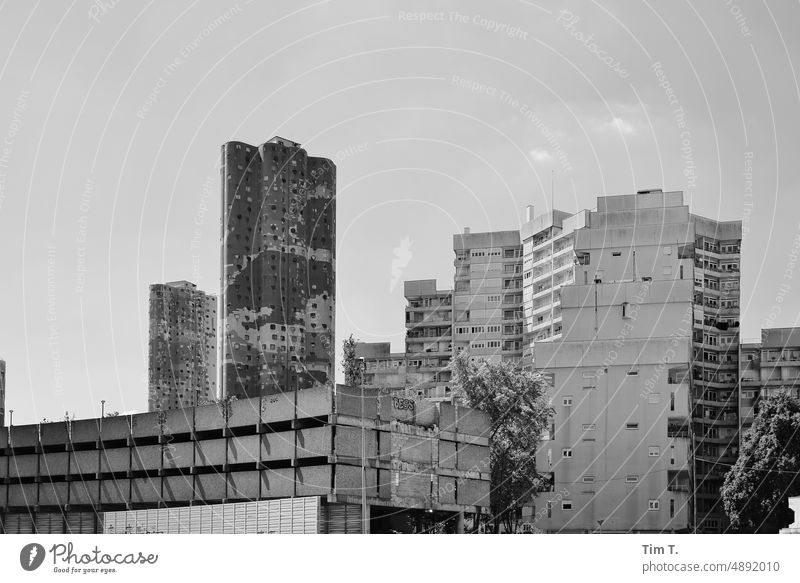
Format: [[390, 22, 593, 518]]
[[99, 497, 323, 533], [5, 512, 35, 534], [326, 503, 346, 533], [325, 503, 361, 534], [190, 506, 203, 533], [304, 497, 319, 533], [66, 512, 83, 534], [35, 512, 65, 533]]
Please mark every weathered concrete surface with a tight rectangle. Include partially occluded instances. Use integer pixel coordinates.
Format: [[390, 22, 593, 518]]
[[221, 138, 335, 397]]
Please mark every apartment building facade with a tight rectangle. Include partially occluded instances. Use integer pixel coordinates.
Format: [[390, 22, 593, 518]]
[[521, 207, 588, 362], [357, 279, 455, 401], [533, 191, 696, 533], [360, 226, 529, 401], [148, 281, 217, 411], [221, 137, 335, 398], [0, 360, 5, 427], [739, 327, 800, 440], [453, 229, 524, 367], [690, 215, 742, 532], [532, 190, 741, 533]]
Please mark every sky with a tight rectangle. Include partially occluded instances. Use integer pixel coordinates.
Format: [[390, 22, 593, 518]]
[[0, 0, 798, 424]]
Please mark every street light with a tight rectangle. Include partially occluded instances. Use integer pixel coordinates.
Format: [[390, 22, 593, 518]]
[[358, 356, 368, 534]]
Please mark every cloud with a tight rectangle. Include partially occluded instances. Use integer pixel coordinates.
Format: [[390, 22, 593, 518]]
[[595, 117, 637, 135], [529, 148, 553, 163]]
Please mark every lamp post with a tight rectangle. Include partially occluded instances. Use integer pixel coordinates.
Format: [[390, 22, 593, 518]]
[[100, 400, 105, 433], [358, 356, 368, 534]]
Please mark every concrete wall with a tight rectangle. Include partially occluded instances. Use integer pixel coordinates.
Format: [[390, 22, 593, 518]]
[[1, 389, 491, 532], [533, 193, 694, 533]]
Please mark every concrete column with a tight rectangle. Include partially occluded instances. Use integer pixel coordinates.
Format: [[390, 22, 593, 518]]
[[363, 503, 371, 534], [455, 511, 465, 534]]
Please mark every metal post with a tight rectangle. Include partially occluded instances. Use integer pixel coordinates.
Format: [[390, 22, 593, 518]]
[[358, 357, 368, 534], [100, 400, 105, 433]]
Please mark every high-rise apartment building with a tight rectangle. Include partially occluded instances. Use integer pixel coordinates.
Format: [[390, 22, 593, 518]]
[[359, 229, 526, 399], [533, 191, 695, 533], [533, 190, 741, 533], [358, 280, 454, 400], [360, 189, 742, 532], [0, 359, 5, 426], [739, 328, 800, 440], [521, 206, 588, 363], [402, 279, 454, 398], [453, 229, 524, 366], [148, 281, 217, 411], [221, 137, 335, 398], [690, 214, 742, 532]]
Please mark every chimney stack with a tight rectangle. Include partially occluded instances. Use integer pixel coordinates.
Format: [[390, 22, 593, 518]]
[[526, 205, 535, 222]]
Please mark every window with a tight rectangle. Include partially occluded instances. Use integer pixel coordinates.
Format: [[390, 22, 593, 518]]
[[625, 475, 639, 483], [582, 423, 596, 431], [562, 448, 573, 458], [627, 369, 639, 376], [670, 499, 675, 518], [670, 392, 675, 411], [648, 446, 660, 457], [663, 246, 672, 255], [626, 423, 639, 430], [562, 396, 573, 407], [663, 265, 673, 275], [612, 251, 622, 257], [622, 302, 630, 319], [582, 475, 595, 483], [648, 393, 660, 404], [648, 500, 660, 511], [562, 500, 572, 511], [742, 391, 754, 399]]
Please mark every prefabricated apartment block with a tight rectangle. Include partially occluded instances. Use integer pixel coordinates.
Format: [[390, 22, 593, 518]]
[[0, 386, 489, 534]]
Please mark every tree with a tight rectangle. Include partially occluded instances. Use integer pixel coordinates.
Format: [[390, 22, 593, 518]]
[[341, 334, 363, 386], [721, 391, 800, 532], [449, 351, 554, 533]]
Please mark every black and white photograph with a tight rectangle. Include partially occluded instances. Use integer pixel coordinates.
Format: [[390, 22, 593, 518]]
[[1, 0, 799, 580]]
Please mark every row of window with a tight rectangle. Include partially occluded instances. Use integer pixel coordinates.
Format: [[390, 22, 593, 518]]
[[557, 499, 664, 512], [562, 446, 661, 458]]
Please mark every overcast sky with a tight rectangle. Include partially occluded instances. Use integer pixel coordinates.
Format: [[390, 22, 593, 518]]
[[1, 0, 798, 423]]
